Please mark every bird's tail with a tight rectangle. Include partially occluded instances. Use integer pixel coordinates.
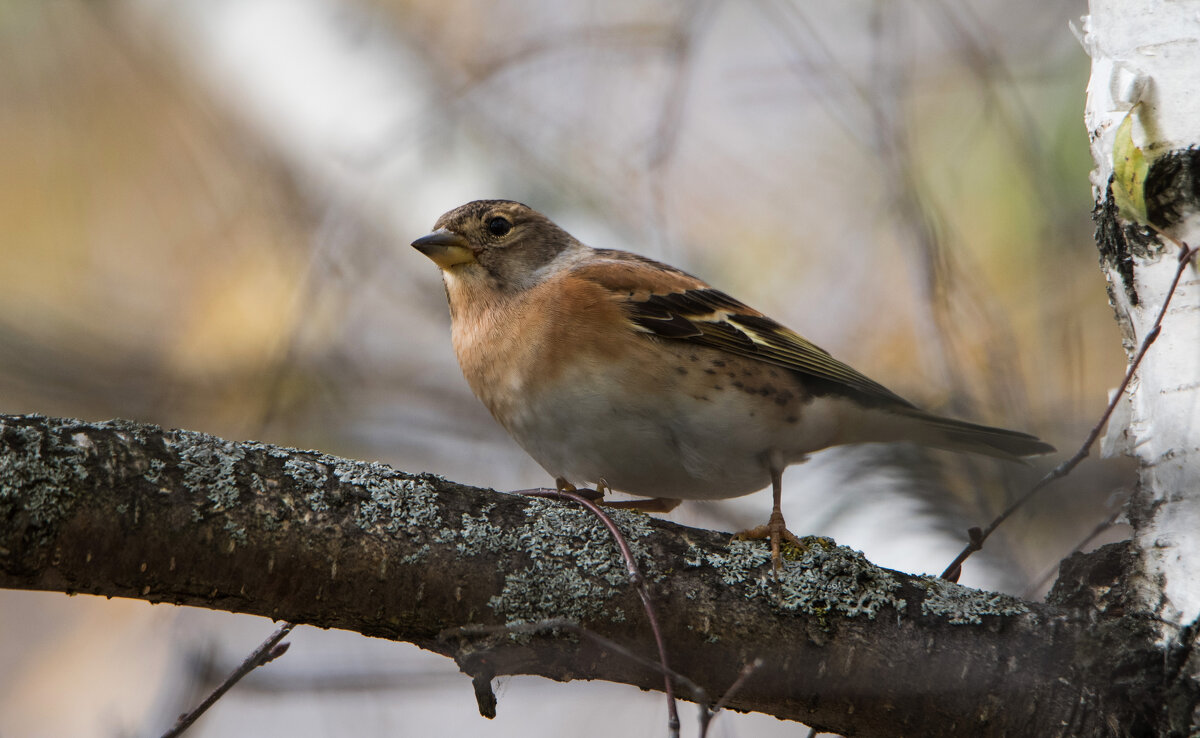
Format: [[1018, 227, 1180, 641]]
[[896, 408, 1056, 461]]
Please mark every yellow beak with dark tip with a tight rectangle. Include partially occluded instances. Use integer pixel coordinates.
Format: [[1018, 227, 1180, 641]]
[[412, 229, 476, 268]]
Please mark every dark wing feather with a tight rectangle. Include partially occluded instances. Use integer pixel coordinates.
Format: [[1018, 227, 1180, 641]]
[[628, 288, 916, 409], [571, 251, 913, 408]]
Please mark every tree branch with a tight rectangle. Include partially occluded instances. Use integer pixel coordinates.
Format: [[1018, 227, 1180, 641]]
[[0, 414, 1190, 736]]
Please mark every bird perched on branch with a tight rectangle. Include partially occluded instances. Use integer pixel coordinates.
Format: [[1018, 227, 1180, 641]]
[[413, 200, 1054, 567]]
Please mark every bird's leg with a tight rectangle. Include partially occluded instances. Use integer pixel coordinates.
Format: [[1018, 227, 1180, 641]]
[[733, 454, 803, 570]]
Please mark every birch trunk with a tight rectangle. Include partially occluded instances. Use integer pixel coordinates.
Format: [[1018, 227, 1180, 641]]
[[1084, 0, 1200, 639]]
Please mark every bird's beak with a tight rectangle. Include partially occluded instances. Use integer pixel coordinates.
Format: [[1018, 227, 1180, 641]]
[[412, 229, 476, 268]]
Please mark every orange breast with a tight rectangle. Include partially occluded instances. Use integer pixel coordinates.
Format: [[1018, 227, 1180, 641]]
[[445, 268, 639, 430]]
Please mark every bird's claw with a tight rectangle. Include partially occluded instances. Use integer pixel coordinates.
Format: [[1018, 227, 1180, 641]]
[[733, 510, 804, 571], [554, 477, 608, 502]]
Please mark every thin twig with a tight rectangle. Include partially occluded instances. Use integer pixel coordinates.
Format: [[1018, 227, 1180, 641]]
[[522, 488, 680, 737], [710, 657, 762, 715], [161, 622, 295, 738], [1021, 507, 1125, 600], [647, 2, 713, 170], [698, 657, 764, 738], [941, 241, 1198, 581]]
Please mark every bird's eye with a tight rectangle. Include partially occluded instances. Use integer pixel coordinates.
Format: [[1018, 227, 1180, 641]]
[[487, 216, 512, 237]]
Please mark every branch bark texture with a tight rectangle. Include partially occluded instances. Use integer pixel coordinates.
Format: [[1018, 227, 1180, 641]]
[[0, 414, 1194, 736]]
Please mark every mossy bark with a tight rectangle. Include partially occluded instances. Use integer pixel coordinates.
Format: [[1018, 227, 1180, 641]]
[[0, 414, 1194, 736]]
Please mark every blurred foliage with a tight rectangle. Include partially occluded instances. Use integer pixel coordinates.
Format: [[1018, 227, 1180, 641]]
[[0, 3, 327, 438]]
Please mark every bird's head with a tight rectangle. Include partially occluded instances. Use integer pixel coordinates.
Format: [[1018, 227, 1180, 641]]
[[411, 200, 580, 292]]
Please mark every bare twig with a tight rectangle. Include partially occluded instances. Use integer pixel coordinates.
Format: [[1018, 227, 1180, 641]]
[[521, 488, 680, 737], [1021, 507, 1125, 600], [161, 622, 295, 738], [647, 2, 713, 170], [698, 657, 764, 738], [456, 23, 682, 94], [941, 241, 1198, 581]]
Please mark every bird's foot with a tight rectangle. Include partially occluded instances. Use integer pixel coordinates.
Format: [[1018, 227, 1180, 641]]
[[554, 478, 680, 512], [551, 477, 609, 502], [733, 509, 804, 571]]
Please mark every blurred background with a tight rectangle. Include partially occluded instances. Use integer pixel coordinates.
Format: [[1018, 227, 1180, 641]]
[[0, 0, 1131, 735]]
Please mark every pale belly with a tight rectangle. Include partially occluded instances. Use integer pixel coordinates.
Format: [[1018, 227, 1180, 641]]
[[495, 348, 848, 500]]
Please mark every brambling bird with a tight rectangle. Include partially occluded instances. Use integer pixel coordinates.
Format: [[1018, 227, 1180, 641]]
[[413, 200, 1054, 567]]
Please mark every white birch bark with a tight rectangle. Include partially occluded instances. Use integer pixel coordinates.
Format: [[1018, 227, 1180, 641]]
[[1083, 0, 1200, 639]]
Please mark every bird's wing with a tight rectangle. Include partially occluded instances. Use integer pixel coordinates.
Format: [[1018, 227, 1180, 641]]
[[573, 251, 916, 410]]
